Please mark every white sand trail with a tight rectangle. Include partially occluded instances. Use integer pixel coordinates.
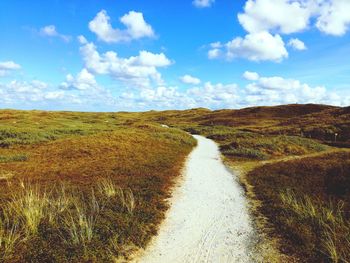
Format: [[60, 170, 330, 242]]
[[133, 135, 256, 263]]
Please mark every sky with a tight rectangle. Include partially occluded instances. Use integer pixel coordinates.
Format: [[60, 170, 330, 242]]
[[0, 0, 350, 111]]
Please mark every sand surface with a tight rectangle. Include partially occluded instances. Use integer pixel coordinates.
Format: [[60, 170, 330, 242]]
[[133, 135, 256, 263]]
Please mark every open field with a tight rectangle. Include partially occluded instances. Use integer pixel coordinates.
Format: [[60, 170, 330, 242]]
[[0, 104, 349, 262], [0, 110, 196, 262]]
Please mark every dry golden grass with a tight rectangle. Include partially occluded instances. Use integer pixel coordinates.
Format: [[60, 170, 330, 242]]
[[0, 110, 196, 262], [280, 189, 350, 262], [97, 178, 135, 215], [244, 151, 350, 262], [1, 104, 349, 262]]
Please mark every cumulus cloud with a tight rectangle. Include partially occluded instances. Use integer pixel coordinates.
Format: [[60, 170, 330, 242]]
[[243, 71, 259, 81], [89, 10, 155, 43], [180, 74, 201, 85], [208, 48, 221, 59], [288, 38, 307, 50], [79, 40, 171, 88], [0, 61, 21, 77], [128, 71, 345, 110], [120, 81, 239, 110], [209, 0, 350, 62], [136, 51, 172, 67], [60, 69, 97, 90], [207, 42, 223, 59], [39, 25, 71, 42], [0, 77, 118, 111], [316, 0, 350, 36], [193, 0, 215, 8], [237, 0, 312, 34], [242, 72, 346, 106], [138, 86, 193, 108], [238, 0, 350, 36], [2, 71, 349, 111], [187, 82, 239, 108], [0, 80, 61, 105], [210, 31, 288, 62]]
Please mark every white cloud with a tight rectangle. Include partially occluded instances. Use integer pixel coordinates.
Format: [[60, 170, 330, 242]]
[[180, 74, 201, 85], [0, 78, 118, 111], [121, 81, 239, 110], [243, 71, 259, 81], [89, 10, 155, 43], [40, 25, 58, 36], [243, 73, 346, 106], [193, 0, 215, 8], [208, 48, 221, 59], [238, 0, 350, 36], [210, 42, 222, 49], [77, 35, 88, 44], [0, 80, 58, 105], [238, 0, 312, 34], [316, 0, 350, 36], [2, 71, 349, 111], [288, 38, 307, 50], [0, 61, 21, 77], [120, 11, 155, 39], [139, 86, 192, 108], [209, 31, 288, 62], [187, 82, 239, 108], [209, 0, 350, 63], [40, 25, 71, 42], [60, 69, 97, 90], [136, 51, 172, 67], [79, 40, 171, 88]]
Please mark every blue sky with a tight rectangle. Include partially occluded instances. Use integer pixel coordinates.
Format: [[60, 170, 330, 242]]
[[0, 0, 350, 111]]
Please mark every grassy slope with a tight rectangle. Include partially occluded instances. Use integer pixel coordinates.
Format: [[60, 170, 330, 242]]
[[0, 110, 196, 262]]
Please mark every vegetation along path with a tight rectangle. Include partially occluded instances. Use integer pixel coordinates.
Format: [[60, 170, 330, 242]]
[[134, 135, 256, 263]]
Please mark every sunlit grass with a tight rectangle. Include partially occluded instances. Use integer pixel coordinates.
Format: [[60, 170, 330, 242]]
[[0, 110, 196, 262], [246, 151, 350, 262], [0, 181, 139, 261], [280, 190, 350, 262], [1, 105, 346, 262], [0, 212, 22, 261], [8, 184, 48, 236], [98, 178, 136, 215]]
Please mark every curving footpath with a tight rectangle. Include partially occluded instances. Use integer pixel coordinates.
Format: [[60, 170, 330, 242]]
[[133, 135, 256, 263]]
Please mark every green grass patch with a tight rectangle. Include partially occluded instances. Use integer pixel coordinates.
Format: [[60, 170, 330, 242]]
[[221, 147, 269, 160], [0, 154, 28, 163], [183, 125, 328, 160]]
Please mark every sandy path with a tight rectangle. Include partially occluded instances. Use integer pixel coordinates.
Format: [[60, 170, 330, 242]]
[[133, 135, 256, 263]]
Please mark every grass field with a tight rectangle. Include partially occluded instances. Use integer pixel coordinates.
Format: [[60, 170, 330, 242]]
[[1, 104, 349, 262], [0, 110, 196, 262]]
